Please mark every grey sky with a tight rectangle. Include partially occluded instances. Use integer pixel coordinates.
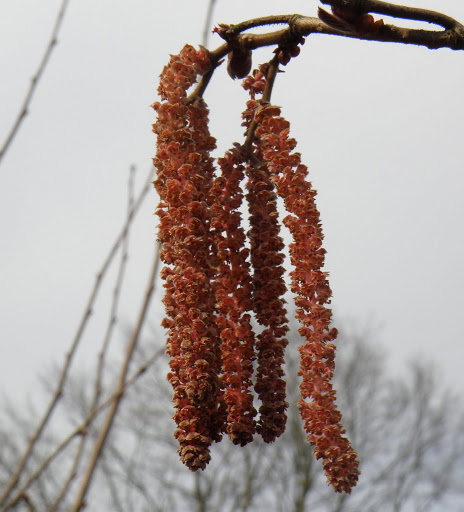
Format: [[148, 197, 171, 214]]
[[1, 0, 463, 404]]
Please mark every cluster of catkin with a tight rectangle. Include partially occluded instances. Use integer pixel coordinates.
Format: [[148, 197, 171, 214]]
[[153, 44, 359, 493]]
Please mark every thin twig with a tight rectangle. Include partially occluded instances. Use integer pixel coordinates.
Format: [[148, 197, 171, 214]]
[[261, 57, 280, 104], [186, 65, 218, 103], [202, 0, 218, 47], [243, 55, 280, 151], [0, 0, 71, 166], [47, 165, 138, 512], [70, 247, 160, 512], [48, 454, 77, 512], [100, 458, 125, 512], [93, 164, 136, 413], [227, 14, 300, 35], [0, 166, 153, 508]]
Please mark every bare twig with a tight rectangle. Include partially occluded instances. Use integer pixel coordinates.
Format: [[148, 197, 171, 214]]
[[0, 166, 153, 508], [223, 14, 299, 35], [261, 59, 279, 104], [70, 246, 160, 512], [242, 55, 280, 151], [0, 0, 71, 166], [202, 0, 218, 47], [48, 455, 77, 512], [100, 458, 125, 512], [93, 164, 136, 413], [46, 165, 138, 512]]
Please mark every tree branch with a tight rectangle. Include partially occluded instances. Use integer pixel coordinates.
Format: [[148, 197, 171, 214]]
[[92, 165, 136, 417], [0, 0, 71, 166], [321, 0, 462, 31], [187, 3, 463, 105], [0, 347, 164, 512], [69, 246, 160, 512], [47, 165, 137, 512], [0, 166, 152, 508], [242, 55, 280, 152], [204, 4, 464, 79], [234, 15, 464, 52]]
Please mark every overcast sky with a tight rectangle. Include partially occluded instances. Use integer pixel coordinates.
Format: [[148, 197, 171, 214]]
[[1, 0, 463, 407]]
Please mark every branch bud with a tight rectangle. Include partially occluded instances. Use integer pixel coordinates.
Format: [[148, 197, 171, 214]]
[[227, 47, 253, 79]]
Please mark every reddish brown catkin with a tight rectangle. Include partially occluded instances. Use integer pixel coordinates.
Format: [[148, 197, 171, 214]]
[[242, 69, 290, 442], [254, 102, 360, 493], [153, 45, 224, 471], [154, 46, 359, 489], [210, 147, 257, 446], [246, 160, 289, 442]]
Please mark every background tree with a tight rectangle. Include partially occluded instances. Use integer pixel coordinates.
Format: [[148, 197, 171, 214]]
[[2, 323, 464, 511]]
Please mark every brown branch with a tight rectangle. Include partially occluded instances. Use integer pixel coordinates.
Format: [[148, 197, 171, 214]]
[[69, 246, 160, 512], [187, 28, 290, 104], [261, 57, 280, 103], [240, 15, 464, 51], [46, 433, 81, 512], [0, 166, 153, 508], [0, 0, 71, 166], [186, 64, 218, 104], [48, 454, 77, 512], [243, 55, 280, 152], [205, 7, 464, 72], [189, 3, 463, 104], [222, 14, 299, 35], [321, 0, 461, 30]]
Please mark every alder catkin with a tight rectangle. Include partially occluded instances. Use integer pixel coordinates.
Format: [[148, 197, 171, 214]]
[[253, 102, 360, 492], [153, 45, 224, 470]]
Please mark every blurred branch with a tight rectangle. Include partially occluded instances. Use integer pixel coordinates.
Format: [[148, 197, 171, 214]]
[[0, 166, 152, 508], [0, 348, 164, 512], [242, 54, 279, 151], [47, 165, 138, 512], [100, 457, 125, 512], [0, 0, 71, 166], [70, 246, 160, 512], [92, 165, 136, 416], [202, 0, 217, 47]]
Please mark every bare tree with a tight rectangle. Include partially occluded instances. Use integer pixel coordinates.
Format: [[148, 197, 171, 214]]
[[3, 323, 462, 511]]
